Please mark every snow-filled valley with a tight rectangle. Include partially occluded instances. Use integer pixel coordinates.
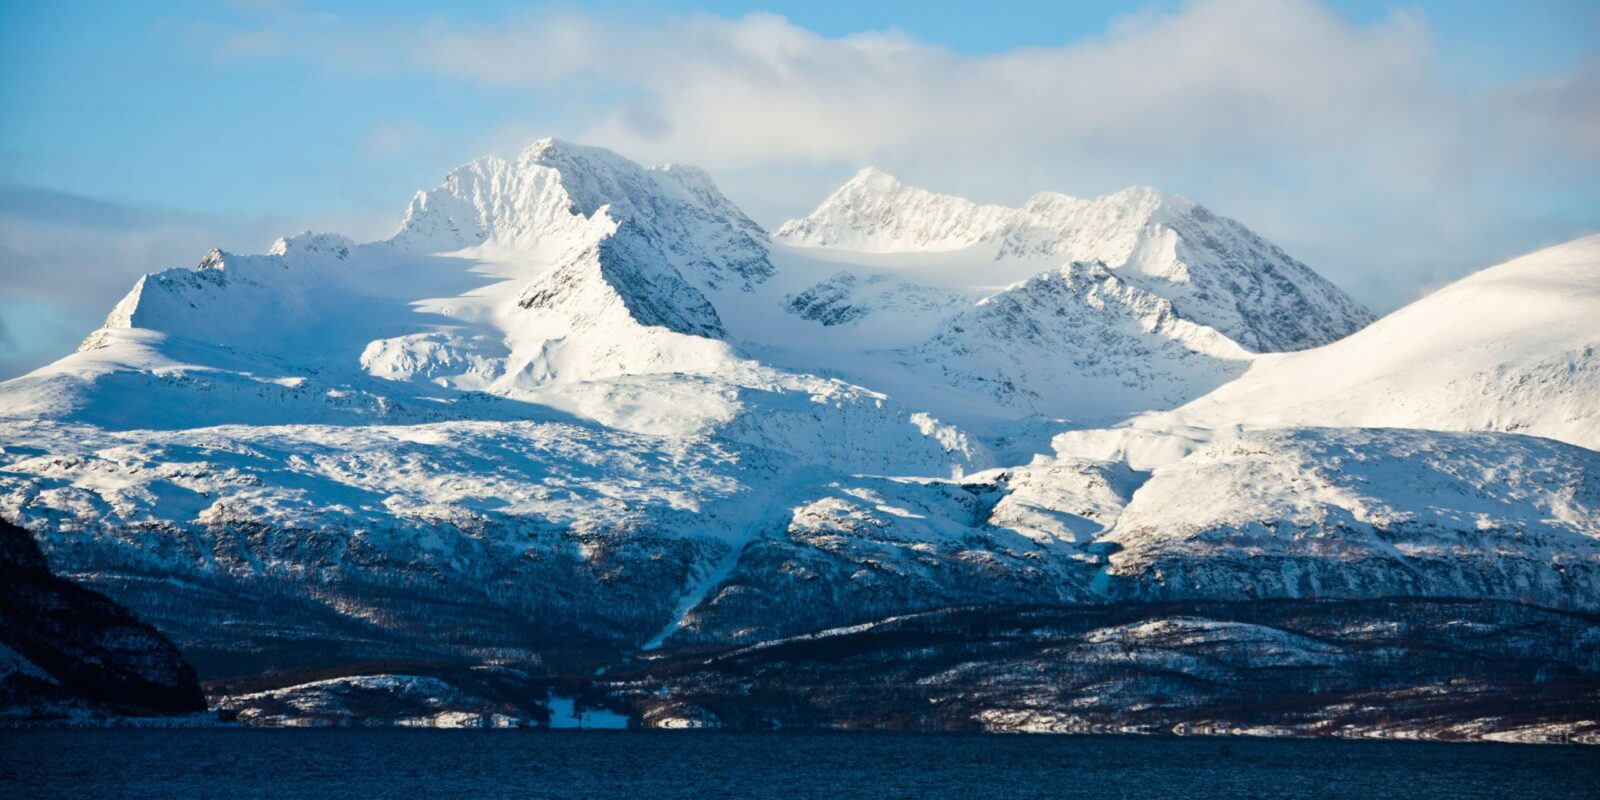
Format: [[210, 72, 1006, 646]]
[[1, 138, 1596, 734]]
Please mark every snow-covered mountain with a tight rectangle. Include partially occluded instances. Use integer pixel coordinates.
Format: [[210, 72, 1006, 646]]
[[773, 167, 1014, 253], [392, 139, 773, 291], [899, 261, 1252, 420], [778, 170, 1375, 352], [1, 139, 1596, 722]]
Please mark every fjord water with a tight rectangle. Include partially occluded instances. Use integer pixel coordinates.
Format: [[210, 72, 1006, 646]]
[[2, 730, 1595, 799]]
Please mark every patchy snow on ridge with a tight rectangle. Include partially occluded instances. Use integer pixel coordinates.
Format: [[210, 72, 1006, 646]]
[[1101, 426, 1600, 610]]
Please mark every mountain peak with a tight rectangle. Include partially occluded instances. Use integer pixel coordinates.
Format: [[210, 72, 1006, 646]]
[[775, 169, 1010, 252], [1105, 184, 1182, 204], [781, 175, 1373, 352], [390, 137, 772, 290], [391, 139, 688, 250], [517, 136, 568, 159], [782, 177, 1210, 256], [1012, 186, 1195, 224], [268, 231, 354, 260], [844, 166, 903, 192], [1102, 185, 1198, 218]]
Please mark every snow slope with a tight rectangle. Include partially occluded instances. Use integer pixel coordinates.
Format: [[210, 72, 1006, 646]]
[[1151, 235, 1600, 451], [900, 261, 1252, 419]]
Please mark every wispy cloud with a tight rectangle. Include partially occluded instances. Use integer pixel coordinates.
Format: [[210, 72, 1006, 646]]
[[0, 184, 387, 378], [192, 0, 1597, 309], [205, 1, 1595, 174]]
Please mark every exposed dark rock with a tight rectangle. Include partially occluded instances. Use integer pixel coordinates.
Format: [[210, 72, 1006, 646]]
[[0, 519, 207, 721]]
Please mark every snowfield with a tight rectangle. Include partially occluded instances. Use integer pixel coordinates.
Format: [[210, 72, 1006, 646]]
[[1146, 234, 1600, 451], [1, 138, 1596, 690]]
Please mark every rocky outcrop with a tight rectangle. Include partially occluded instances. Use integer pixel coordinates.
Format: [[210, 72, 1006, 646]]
[[0, 519, 206, 722]]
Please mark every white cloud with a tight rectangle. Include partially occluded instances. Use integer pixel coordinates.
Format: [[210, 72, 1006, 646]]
[[200, 0, 1598, 310], [370, 1, 1586, 182]]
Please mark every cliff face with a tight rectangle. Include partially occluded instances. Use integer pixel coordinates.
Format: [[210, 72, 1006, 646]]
[[0, 520, 206, 721]]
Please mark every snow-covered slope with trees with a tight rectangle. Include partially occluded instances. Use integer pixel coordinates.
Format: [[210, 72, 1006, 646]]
[[1, 519, 205, 722], [1100, 427, 1600, 609]]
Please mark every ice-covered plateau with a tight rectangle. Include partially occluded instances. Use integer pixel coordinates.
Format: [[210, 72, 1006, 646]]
[[1, 139, 1597, 732]]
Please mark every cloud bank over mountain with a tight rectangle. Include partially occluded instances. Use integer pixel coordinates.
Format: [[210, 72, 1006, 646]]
[[0, 0, 1594, 379], [202, 0, 1598, 292]]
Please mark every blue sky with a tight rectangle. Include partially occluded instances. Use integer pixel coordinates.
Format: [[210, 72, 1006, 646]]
[[2, 0, 1597, 377]]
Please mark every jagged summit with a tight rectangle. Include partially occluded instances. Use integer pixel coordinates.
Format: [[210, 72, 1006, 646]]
[[395, 138, 643, 242], [392, 138, 773, 291], [776, 177, 1201, 255], [778, 173, 1374, 352]]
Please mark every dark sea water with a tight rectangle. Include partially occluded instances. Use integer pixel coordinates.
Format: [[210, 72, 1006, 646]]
[[1, 729, 1595, 799]]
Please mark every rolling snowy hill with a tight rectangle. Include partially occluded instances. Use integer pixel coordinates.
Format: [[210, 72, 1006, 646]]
[[1147, 235, 1600, 451]]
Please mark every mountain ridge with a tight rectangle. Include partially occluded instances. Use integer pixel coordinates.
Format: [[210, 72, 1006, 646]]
[[0, 139, 1596, 730], [778, 170, 1375, 352], [1, 519, 207, 722]]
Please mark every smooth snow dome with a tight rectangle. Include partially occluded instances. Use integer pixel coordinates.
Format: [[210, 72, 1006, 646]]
[[1157, 234, 1600, 451], [1, 137, 1598, 657]]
